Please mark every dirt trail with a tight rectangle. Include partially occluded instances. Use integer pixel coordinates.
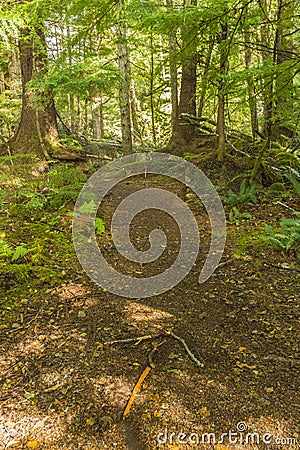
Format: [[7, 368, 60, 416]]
[[0, 176, 299, 449]]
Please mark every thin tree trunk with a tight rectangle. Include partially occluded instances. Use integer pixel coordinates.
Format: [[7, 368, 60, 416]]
[[77, 97, 81, 132], [117, 2, 132, 155], [261, 0, 273, 139], [128, 63, 142, 144], [167, 0, 178, 133], [216, 24, 228, 162], [198, 38, 214, 117], [0, 71, 4, 94], [92, 97, 105, 140], [244, 20, 258, 140], [150, 32, 157, 147]]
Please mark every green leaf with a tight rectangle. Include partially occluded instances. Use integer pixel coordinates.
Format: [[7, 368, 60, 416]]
[[95, 218, 105, 236], [79, 200, 97, 214], [12, 245, 31, 262]]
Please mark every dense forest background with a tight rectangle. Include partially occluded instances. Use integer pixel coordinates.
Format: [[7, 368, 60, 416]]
[[0, 0, 299, 162]]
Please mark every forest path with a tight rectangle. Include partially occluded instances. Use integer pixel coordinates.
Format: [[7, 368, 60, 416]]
[[0, 175, 299, 449]]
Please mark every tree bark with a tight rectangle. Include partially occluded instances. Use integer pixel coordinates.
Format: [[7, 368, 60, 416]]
[[261, 0, 273, 139], [128, 63, 142, 144], [244, 17, 258, 140], [10, 27, 59, 157], [92, 97, 105, 139], [171, 0, 197, 146], [167, 0, 178, 133], [150, 32, 157, 147], [117, 2, 132, 155], [216, 23, 228, 162], [274, 0, 294, 139], [7, 38, 21, 94], [198, 38, 214, 117]]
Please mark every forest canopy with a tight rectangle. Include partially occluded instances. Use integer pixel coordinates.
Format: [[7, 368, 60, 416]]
[[0, 0, 299, 160]]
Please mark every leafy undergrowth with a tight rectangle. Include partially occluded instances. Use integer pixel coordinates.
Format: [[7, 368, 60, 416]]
[[0, 162, 86, 319], [0, 155, 299, 450]]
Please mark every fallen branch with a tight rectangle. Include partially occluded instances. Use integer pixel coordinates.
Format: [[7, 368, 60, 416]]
[[273, 201, 296, 212], [123, 366, 151, 418], [263, 261, 300, 273], [104, 331, 204, 368], [148, 340, 167, 368], [169, 333, 204, 368], [115, 331, 203, 417], [216, 259, 233, 269], [104, 334, 163, 346]]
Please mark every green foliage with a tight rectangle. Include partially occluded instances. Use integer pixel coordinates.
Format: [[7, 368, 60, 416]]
[[48, 164, 86, 189], [284, 174, 300, 197], [0, 238, 13, 258], [0, 238, 31, 262], [228, 207, 252, 225], [59, 136, 83, 152], [221, 179, 257, 206], [79, 200, 97, 214], [263, 213, 300, 258], [11, 244, 31, 262], [0, 163, 91, 314], [95, 217, 105, 236], [24, 192, 48, 210], [42, 57, 121, 100], [47, 164, 86, 208]]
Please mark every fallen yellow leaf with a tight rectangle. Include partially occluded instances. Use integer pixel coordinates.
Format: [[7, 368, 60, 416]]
[[86, 417, 95, 426], [44, 383, 60, 392], [26, 440, 38, 449], [199, 406, 210, 418]]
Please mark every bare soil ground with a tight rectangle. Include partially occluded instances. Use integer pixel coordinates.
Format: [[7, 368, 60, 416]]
[[0, 160, 299, 450]]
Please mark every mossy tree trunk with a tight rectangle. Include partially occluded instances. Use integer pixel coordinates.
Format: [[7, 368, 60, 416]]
[[10, 28, 59, 158], [171, 0, 197, 149]]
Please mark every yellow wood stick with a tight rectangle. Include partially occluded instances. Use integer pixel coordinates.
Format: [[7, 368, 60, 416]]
[[123, 366, 151, 418]]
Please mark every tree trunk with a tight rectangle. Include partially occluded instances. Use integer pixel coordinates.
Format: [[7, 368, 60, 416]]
[[92, 97, 105, 139], [274, 0, 294, 139], [216, 24, 228, 162], [244, 21, 258, 140], [260, 0, 273, 139], [128, 63, 142, 144], [10, 28, 59, 157], [167, 0, 178, 134], [150, 32, 157, 147], [7, 38, 21, 94], [198, 38, 214, 117], [0, 71, 4, 94], [117, 2, 132, 155], [171, 0, 197, 146]]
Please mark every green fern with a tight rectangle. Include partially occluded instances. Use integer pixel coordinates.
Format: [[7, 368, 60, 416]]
[[221, 179, 257, 206], [95, 218, 105, 236], [284, 174, 300, 197], [264, 213, 300, 257], [0, 238, 13, 258]]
